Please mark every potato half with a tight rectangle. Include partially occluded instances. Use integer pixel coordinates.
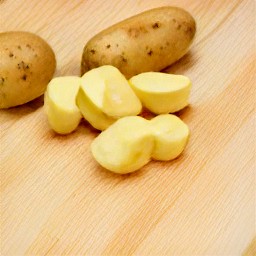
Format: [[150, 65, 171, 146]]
[[129, 72, 191, 114]]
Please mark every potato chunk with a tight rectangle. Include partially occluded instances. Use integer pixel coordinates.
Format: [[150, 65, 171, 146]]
[[129, 72, 191, 114], [91, 114, 189, 174], [91, 116, 154, 174], [77, 65, 141, 130], [44, 76, 82, 134], [150, 114, 190, 160]]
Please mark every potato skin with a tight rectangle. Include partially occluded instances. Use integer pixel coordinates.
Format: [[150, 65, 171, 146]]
[[81, 6, 196, 78], [0, 31, 56, 108]]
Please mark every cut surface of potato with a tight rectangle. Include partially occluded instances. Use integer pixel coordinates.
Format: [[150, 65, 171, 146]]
[[77, 65, 142, 130], [91, 116, 154, 174], [129, 72, 191, 114], [76, 85, 116, 131], [150, 114, 190, 160], [103, 78, 142, 117], [81, 65, 141, 117], [80, 66, 106, 109], [44, 76, 82, 134]]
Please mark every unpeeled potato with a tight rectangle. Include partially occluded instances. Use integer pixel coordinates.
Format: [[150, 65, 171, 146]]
[[0, 31, 56, 108], [81, 6, 196, 78]]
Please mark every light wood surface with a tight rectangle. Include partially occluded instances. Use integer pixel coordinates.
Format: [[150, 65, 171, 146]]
[[0, 0, 255, 255]]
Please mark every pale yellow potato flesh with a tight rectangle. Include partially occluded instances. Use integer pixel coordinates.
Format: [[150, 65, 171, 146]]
[[80, 66, 106, 109], [76, 86, 116, 131], [44, 76, 82, 134], [129, 72, 191, 114], [91, 116, 154, 174], [103, 78, 142, 118], [91, 114, 190, 174], [77, 65, 142, 130], [81, 65, 141, 117], [150, 114, 190, 161]]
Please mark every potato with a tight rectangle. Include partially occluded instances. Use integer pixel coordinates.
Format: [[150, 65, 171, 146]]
[[91, 114, 190, 174], [81, 6, 196, 78], [44, 77, 82, 134], [77, 65, 142, 130], [77, 84, 116, 131], [103, 76, 142, 118], [91, 116, 154, 174], [0, 31, 56, 108], [129, 72, 191, 114], [150, 114, 190, 161]]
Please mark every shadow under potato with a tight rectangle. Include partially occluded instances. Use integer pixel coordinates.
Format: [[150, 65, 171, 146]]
[[0, 94, 44, 117], [95, 161, 152, 181], [163, 51, 196, 74]]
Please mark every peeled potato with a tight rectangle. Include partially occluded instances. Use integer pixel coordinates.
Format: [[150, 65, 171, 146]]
[[76, 65, 141, 130], [91, 116, 154, 174], [91, 114, 190, 174], [129, 72, 191, 114], [44, 76, 82, 134], [150, 114, 190, 160], [103, 78, 141, 118], [76, 84, 116, 131]]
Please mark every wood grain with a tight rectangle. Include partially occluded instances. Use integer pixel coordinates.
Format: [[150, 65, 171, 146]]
[[0, 0, 255, 255]]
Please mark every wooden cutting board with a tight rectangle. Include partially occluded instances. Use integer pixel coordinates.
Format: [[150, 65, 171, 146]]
[[1, 0, 255, 255]]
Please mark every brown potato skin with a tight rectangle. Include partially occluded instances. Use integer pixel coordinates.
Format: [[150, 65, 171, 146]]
[[0, 31, 56, 108], [81, 6, 196, 78]]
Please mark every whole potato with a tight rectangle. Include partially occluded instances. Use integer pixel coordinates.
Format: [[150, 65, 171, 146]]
[[81, 6, 196, 78], [0, 31, 56, 108]]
